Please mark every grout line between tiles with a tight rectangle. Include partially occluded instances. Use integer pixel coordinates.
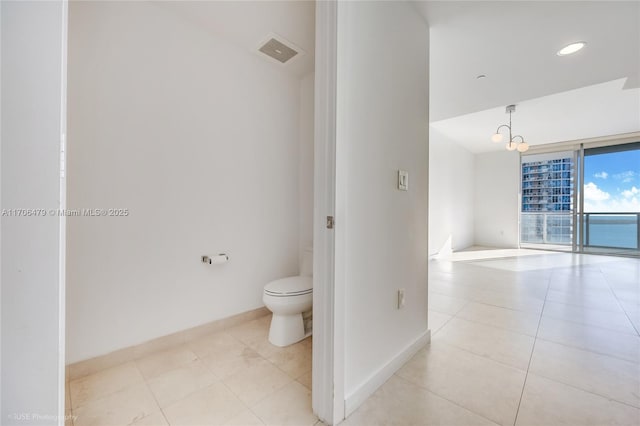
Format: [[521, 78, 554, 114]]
[[433, 340, 530, 373], [532, 334, 639, 365], [189, 336, 260, 414], [68, 363, 147, 412], [195, 317, 300, 414], [392, 373, 502, 426], [139, 377, 170, 426], [449, 311, 539, 338], [148, 346, 227, 424], [540, 311, 639, 336], [158, 320, 275, 424], [68, 314, 316, 426], [436, 260, 638, 423], [146, 318, 265, 424], [600, 266, 640, 337], [513, 269, 552, 426], [428, 302, 469, 318], [247, 403, 268, 425], [541, 298, 626, 315], [429, 312, 457, 337], [524, 370, 640, 411], [466, 299, 544, 316]]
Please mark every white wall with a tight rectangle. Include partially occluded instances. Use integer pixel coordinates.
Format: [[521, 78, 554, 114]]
[[474, 150, 520, 248], [66, 2, 302, 363], [299, 73, 315, 258], [1, 1, 66, 423], [428, 129, 475, 255], [336, 0, 429, 412]]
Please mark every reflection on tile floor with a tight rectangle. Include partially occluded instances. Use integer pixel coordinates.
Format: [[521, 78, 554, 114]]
[[346, 251, 640, 426], [68, 251, 640, 426], [67, 315, 318, 426]]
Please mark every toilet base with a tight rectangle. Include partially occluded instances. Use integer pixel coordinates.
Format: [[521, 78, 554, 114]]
[[268, 313, 307, 347]]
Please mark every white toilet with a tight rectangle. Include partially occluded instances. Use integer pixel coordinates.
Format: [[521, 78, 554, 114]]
[[263, 248, 313, 347]]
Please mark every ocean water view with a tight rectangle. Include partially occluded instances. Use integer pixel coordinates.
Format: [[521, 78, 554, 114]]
[[584, 215, 639, 249], [587, 224, 637, 248], [521, 212, 640, 250]]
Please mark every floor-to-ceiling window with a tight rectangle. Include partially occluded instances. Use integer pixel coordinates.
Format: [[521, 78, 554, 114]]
[[520, 140, 640, 257], [581, 142, 640, 256], [520, 151, 575, 251]]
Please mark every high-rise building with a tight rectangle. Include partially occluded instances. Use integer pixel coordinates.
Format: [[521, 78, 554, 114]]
[[521, 155, 574, 244]]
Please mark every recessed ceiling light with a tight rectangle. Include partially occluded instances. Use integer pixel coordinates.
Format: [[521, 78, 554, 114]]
[[557, 42, 586, 56]]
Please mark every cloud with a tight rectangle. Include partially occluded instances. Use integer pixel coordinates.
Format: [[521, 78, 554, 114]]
[[622, 186, 639, 198], [594, 171, 608, 179], [613, 171, 636, 183], [584, 196, 640, 212], [584, 182, 610, 201], [583, 182, 640, 212]]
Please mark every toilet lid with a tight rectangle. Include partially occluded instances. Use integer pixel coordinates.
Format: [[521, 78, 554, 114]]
[[265, 276, 313, 296]]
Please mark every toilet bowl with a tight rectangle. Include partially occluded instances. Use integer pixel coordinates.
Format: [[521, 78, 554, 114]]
[[263, 248, 313, 347]]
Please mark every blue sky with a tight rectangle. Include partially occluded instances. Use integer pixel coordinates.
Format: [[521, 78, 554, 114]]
[[584, 149, 640, 212]]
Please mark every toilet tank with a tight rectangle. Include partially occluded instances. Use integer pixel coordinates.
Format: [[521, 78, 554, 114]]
[[300, 247, 313, 276]]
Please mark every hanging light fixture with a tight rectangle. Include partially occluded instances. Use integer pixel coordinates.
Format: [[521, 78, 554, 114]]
[[491, 104, 529, 153]]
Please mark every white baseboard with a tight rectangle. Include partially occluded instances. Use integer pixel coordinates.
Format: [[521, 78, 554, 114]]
[[343, 328, 431, 417], [67, 306, 270, 381]]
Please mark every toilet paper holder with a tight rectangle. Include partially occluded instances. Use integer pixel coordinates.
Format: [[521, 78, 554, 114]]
[[201, 254, 229, 264]]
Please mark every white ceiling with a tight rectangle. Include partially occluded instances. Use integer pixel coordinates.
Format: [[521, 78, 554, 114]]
[[155, 1, 316, 78], [154, 1, 640, 152], [431, 78, 640, 153], [418, 0, 640, 153], [417, 1, 640, 122]]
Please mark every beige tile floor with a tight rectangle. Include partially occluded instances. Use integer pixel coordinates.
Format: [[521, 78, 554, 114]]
[[345, 250, 640, 426], [67, 315, 318, 426], [68, 250, 640, 426]]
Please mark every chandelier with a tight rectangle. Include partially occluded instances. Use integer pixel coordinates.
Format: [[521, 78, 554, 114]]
[[491, 104, 529, 152]]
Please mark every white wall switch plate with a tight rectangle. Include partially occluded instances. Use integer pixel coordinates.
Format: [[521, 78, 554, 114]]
[[397, 288, 405, 309], [398, 170, 408, 191]]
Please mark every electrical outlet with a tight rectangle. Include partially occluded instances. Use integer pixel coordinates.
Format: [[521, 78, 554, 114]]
[[397, 288, 405, 309]]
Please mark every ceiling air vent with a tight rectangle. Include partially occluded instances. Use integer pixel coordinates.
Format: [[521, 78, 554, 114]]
[[258, 37, 299, 64]]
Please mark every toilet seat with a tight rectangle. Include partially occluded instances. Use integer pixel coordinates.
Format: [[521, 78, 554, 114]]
[[264, 276, 312, 297]]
